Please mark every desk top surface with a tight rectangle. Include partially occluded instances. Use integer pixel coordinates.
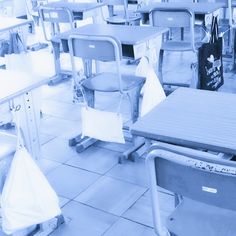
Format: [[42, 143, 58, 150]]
[[0, 17, 32, 32], [0, 70, 49, 105], [58, 23, 167, 45], [45, 1, 105, 12], [131, 88, 236, 155], [137, 2, 225, 14]]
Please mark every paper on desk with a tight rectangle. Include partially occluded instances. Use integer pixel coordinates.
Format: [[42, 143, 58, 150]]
[[81, 106, 125, 144]]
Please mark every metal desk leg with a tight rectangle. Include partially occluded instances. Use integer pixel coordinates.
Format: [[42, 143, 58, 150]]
[[16, 91, 41, 160]]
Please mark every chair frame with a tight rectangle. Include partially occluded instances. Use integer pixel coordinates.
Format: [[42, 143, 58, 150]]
[[68, 34, 125, 95], [228, 0, 236, 68], [146, 142, 236, 236], [67, 33, 145, 161], [39, 5, 74, 42], [103, 0, 141, 25], [150, 8, 198, 88]]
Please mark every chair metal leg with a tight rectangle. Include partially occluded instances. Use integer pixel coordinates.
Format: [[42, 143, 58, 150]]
[[190, 61, 199, 89], [127, 84, 144, 123], [118, 83, 145, 163], [118, 136, 145, 163], [232, 29, 236, 70], [83, 87, 95, 108], [68, 88, 96, 152], [158, 49, 164, 85], [181, 27, 184, 41]]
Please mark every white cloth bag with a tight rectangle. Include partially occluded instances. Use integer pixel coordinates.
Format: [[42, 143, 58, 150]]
[[81, 106, 125, 144], [1, 126, 61, 234], [136, 57, 166, 117], [141, 67, 166, 117]]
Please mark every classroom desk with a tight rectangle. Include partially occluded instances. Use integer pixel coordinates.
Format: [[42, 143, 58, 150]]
[[131, 88, 236, 155], [0, 70, 50, 160], [53, 23, 167, 77], [44, 1, 105, 22], [0, 16, 32, 33], [137, 2, 225, 24]]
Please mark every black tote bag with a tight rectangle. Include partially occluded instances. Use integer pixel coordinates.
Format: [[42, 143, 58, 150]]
[[198, 16, 224, 91]]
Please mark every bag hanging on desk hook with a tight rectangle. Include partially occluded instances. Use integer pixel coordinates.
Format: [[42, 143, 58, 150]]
[[81, 90, 125, 144], [198, 15, 224, 91], [1, 109, 61, 235], [8, 32, 26, 54]]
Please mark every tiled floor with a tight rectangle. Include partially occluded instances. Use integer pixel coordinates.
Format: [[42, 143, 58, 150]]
[[1, 21, 236, 236]]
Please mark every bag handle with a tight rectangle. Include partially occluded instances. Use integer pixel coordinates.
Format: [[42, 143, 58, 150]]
[[10, 103, 26, 148], [210, 16, 219, 44]]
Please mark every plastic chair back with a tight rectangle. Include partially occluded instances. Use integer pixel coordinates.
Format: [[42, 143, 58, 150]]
[[68, 34, 123, 92], [68, 35, 121, 62], [150, 8, 196, 51], [151, 9, 192, 28], [148, 144, 236, 211], [39, 6, 74, 41]]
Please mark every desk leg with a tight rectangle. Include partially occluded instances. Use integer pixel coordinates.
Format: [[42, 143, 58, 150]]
[[17, 91, 41, 160]]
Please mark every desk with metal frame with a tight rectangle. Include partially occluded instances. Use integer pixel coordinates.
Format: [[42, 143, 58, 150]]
[[53, 23, 167, 153], [0, 70, 50, 160], [137, 2, 225, 25], [53, 23, 167, 79], [42, 2, 105, 84], [0, 17, 32, 33], [44, 1, 105, 22], [131, 87, 236, 156], [0, 17, 33, 50]]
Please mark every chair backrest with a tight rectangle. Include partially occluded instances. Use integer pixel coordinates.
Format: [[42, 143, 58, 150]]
[[39, 6, 74, 41], [104, 0, 129, 19], [150, 8, 196, 51], [147, 144, 236, 211], [68, 34, 124, 92]]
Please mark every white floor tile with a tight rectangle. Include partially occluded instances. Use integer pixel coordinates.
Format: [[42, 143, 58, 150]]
[[66, 146, 118, 175], [46, 164, 100, 199], [75, 176, 147, 216], [51, 201, 118, 236], [103, 218, 156, 236]]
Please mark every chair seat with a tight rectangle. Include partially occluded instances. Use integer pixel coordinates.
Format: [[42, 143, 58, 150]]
[[0, 134, 16, 160], [161, 41, 194, 51], [106, 14, 141, 25], [82, 72, 145, 92], [167, 198, 236, 236]]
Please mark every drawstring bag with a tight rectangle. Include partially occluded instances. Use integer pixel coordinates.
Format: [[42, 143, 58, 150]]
[[140, 65, 166, 117], [136, 57, 166, 117], [1, 110, 61, 235], [81, 88, 125, 144]]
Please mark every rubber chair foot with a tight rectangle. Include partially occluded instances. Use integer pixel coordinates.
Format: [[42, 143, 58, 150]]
[[68, 134, 83, 147], [48, 74, 71, 86], [118, 155, 124, 164], [75, 138, 97, 153]]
